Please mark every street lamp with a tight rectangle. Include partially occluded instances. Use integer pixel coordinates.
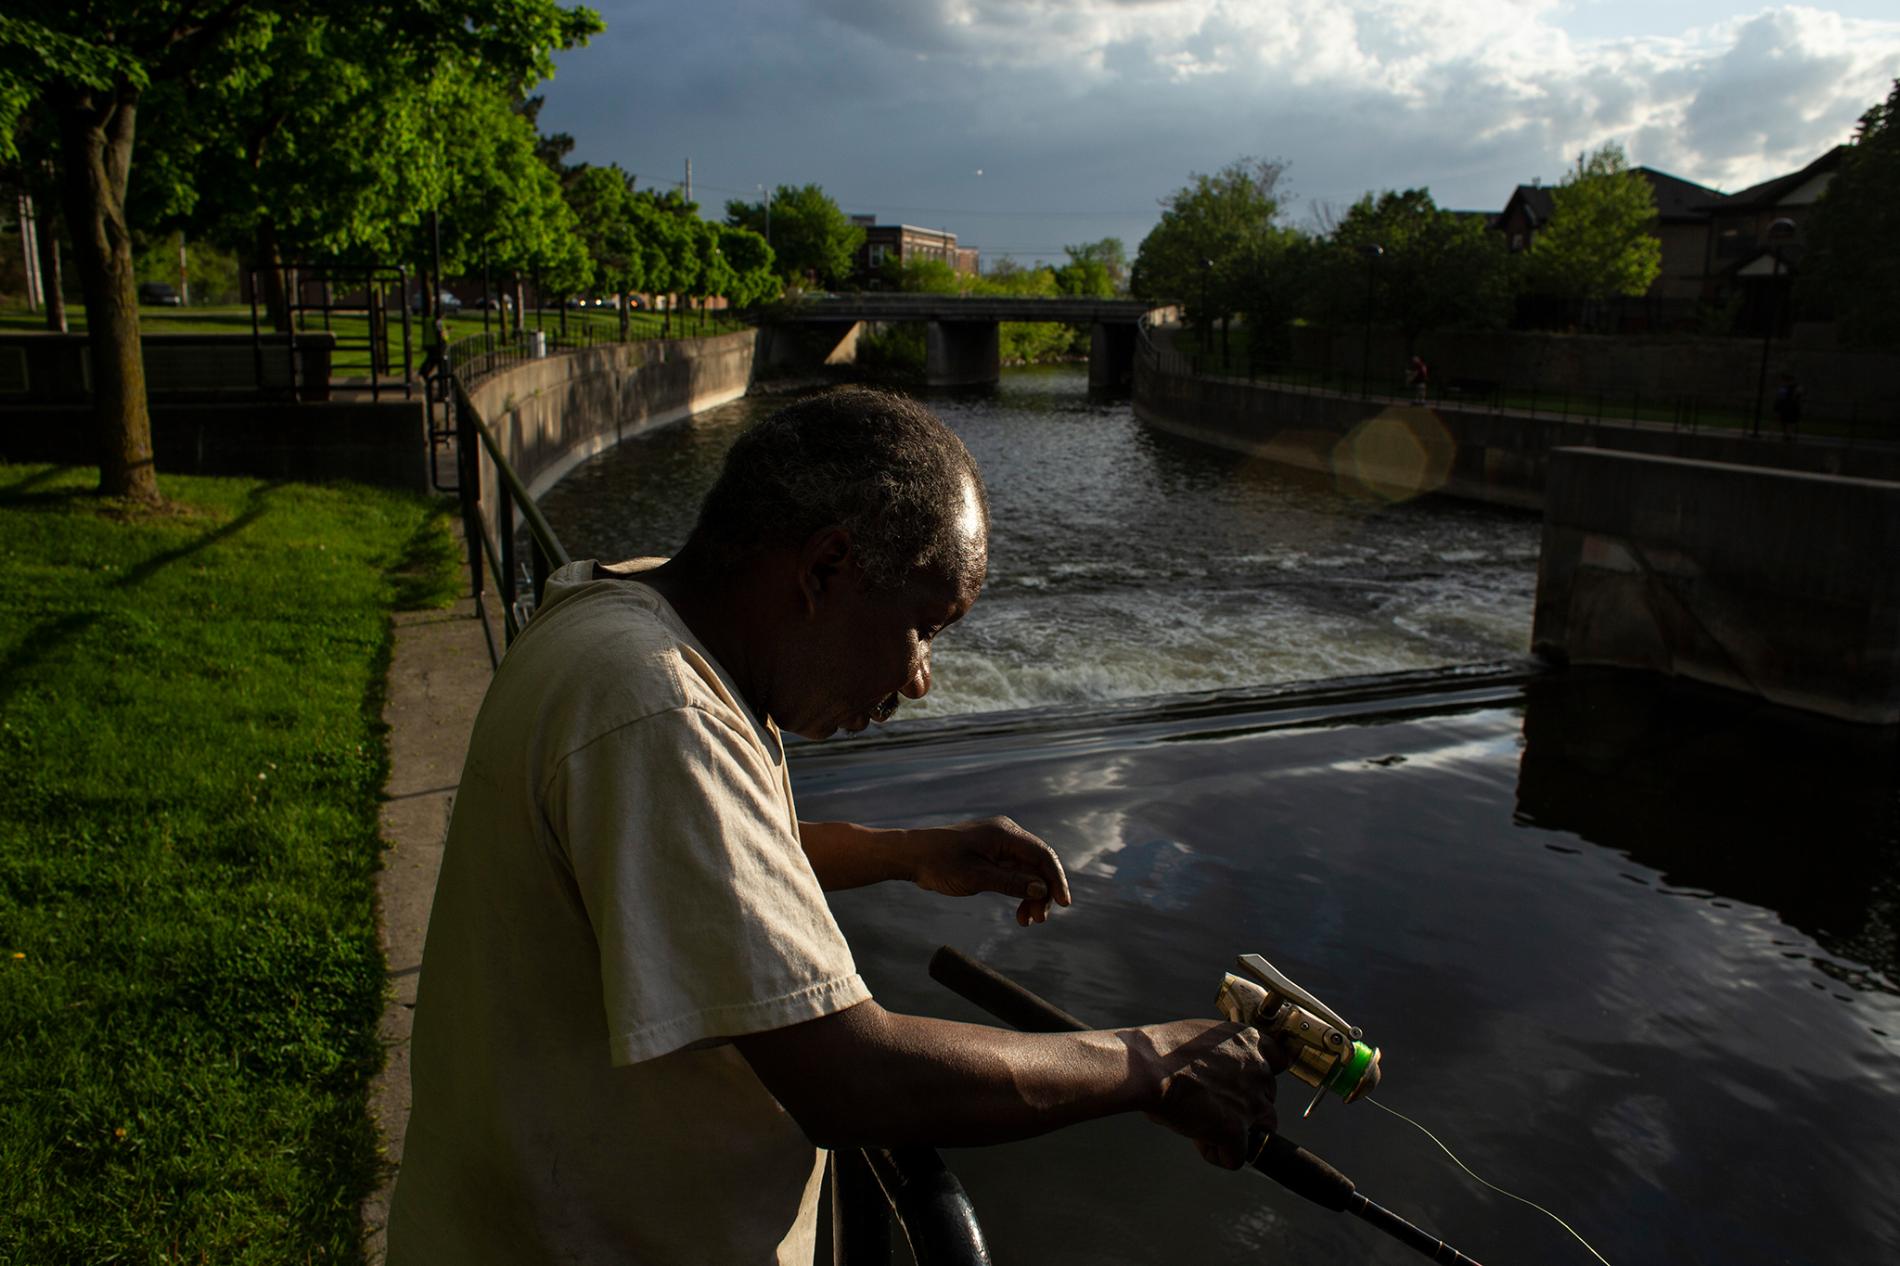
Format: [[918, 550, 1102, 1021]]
[[1751, 217, 1798, 437], [1360, 243, 1384, 397], [1200, 256, 1214, 356]]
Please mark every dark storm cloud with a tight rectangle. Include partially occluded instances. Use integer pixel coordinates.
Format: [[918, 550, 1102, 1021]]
[[537, 2, 1900, 260]]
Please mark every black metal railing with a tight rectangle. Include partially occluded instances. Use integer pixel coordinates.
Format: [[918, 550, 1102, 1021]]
[[449, 371, 571, 667], [1136, 313, 1900, 447], [831, 1148, 991, 1265]]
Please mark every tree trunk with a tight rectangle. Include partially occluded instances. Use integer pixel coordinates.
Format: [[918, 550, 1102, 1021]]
[[255, 220, 290, 332], [56, 80, 159, 503], [35, 196, 67, 333]]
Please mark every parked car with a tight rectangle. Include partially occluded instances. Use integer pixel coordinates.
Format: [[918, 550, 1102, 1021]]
[[138, 282, 182, 307], [412, 290, 463, 315]]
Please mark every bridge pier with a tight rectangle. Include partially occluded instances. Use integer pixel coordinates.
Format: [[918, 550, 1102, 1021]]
[[925, 320, 1000, 387], [1088, 322, 1136, 392]]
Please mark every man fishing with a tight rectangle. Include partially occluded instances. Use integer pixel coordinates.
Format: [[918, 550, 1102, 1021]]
[[386, 386, 1284, 1264]]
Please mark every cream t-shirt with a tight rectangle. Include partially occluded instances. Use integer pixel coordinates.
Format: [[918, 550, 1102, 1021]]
[[386, 561, 871, 1265]]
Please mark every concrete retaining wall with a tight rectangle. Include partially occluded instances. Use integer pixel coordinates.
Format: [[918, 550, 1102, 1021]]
[[0, 399, 429, 490], [1286, 324, 1900, 425], [1133, 355, 1900, 512], [465, 330, 755, 548], [1532, 448, 1900, 724]]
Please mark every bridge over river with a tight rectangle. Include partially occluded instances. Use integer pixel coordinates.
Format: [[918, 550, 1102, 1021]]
[[764, 294, 1148, 388]]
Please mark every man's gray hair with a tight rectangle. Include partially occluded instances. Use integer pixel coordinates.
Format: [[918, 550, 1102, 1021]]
[[682, 386, 989, 590]]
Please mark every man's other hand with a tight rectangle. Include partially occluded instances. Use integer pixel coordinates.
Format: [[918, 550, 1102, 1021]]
[[909, 816, 1072, 925]]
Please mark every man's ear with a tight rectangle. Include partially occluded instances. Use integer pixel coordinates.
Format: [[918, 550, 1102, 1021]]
[[797, 527, 856, 614]]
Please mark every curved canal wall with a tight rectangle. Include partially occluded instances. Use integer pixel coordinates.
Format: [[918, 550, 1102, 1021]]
[[467, 329, 755, 505], [1133, 353, 1900, 512]]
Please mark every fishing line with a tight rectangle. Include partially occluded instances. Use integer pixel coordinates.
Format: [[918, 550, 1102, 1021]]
[[1366, 1096, 1616, 1266]]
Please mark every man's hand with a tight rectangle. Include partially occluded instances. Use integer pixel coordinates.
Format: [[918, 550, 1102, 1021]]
[[1135, 1020, 1289, 1169], [908, 816, 1072, 925]]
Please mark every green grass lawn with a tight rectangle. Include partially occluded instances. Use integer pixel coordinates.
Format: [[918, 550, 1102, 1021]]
[[0, 465, 458, 1263], [1, 304, 753, 378]]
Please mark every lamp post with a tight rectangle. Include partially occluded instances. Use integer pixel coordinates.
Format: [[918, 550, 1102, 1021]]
[[1360, 243, 1384, 397], [757, 183, 771, 248], [1751, 217, 1798, 438], [1199, 256, 1214, 356]]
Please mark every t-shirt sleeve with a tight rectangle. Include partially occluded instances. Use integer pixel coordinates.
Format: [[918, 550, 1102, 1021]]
[[544, 704, 870, 1066]]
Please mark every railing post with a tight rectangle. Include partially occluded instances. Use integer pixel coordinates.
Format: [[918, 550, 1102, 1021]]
[[531, 537, 552, 609], [456, 389, 484, 607], [498, 482, 518, 633], [831, 1149, 892, 1265]]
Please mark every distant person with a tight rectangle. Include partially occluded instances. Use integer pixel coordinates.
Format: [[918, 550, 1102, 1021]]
[[1772, 373, 1803, 440], [1407, 354, 1429, 404], [386, 386, 1287, 1265]]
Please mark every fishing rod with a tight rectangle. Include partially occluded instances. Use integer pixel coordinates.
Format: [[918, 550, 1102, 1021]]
[[928, 945, 1483, 1265]]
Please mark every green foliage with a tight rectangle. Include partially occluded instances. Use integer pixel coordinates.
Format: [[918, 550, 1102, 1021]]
[[1302, 189, 1514, 346], [0, 465, 457, 1261], [974, 260, 1075, 362], [881, 256, 965, 294], [1132, 158, 1294, 330], [714, 223, 776, 308], [1055, 238, 1127, 297], [725, 184, 865, 288], [1526, 143, 1660, 304], [564, 163, 645, 295], [1806, 79, 1900, 349]]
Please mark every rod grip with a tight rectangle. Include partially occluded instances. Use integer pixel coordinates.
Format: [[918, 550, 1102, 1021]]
[[928, 947, 1355, 1207]]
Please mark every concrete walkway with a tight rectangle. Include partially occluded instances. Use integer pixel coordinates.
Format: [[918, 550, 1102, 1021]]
[[362, 532, 497, 1263]]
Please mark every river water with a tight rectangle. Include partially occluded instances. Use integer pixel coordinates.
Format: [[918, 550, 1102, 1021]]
[[536, 365, 1542, 713], [537, 367, 1900, 1264]]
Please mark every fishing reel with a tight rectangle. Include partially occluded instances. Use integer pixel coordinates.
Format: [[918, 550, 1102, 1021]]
[[1217, 953, 1382, 1118]]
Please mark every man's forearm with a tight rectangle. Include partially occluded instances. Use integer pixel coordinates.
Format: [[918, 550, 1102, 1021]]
[[797, 819, 913, 891], [735, 1002, 1161, 1149]]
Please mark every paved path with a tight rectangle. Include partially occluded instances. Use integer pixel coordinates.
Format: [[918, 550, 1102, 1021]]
[[362, 532, 497, 1263]]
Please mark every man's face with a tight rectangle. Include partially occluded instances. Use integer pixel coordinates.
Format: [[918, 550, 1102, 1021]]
[[779, 556, 981, 742]]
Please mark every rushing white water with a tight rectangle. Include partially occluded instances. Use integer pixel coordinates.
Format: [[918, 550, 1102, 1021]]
[[537, 364, 1542, 716]]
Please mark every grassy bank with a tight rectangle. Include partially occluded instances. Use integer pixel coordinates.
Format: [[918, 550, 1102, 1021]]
[[0, 465, 457, 1263]]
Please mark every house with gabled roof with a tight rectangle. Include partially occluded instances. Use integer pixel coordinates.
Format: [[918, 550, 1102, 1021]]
[[1492, 166, 1725, 328], [1693, 146, 1845, 334]]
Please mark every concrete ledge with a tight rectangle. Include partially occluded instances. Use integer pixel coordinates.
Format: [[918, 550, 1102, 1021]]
[[1531, 448, 1900, 724]]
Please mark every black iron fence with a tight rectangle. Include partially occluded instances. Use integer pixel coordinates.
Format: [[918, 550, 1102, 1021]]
[[1137, 315, 1900, 448]]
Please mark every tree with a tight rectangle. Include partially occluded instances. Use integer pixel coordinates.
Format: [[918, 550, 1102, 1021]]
[[1526, 143, 1660, 320], [0, 1, 600, 502], [714, 222, 777, 310], [1132, 158, 1294, 339], [1315, 189, 1513, 350], [724, 184, 863, 289], [1805, 79, 1900, 349], [1055, 238, 1127, 297]]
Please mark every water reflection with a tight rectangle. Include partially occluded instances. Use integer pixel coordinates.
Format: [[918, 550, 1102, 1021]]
[[793, 669, 1900, 1265]]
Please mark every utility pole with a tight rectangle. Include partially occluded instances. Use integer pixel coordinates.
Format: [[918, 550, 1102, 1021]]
[[684, 158, 692, 206]]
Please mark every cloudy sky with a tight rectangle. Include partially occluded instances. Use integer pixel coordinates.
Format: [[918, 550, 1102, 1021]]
[[536, 2, 1900, 266]]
